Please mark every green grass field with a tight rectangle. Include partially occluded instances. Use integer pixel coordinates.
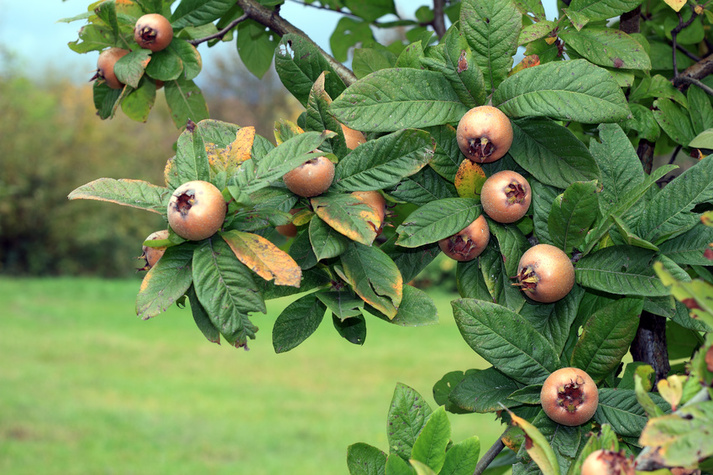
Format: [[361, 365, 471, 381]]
[[0, 277, 503, 474]]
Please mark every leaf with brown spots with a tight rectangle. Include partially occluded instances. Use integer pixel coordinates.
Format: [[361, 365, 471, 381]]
[[311, 193, 379, 246], [221, 230, 302, 287]]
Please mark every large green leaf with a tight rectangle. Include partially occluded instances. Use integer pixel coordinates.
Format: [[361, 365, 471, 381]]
[[136, 244, 194, 319], [333, 129, 435, 191], [304, 73, 348, 157], [308, 215, 350, 261], [380, 236, 440, 284], [548, 181, 599, 253], [164, 77, 209, 129], [460, 0, 521, 94], [493, 59, 630, 123], [452, 299, 561, 385], [192, 238, 262, 348], [411, 406, 450, 473], [68, 178, 170, 215], [146, 47, 184, 81], [368, 284, 439, 327], [439, 436, 480, 475], [575, 246, 669, 296], [114, 49, 151, 89], [387, 383, 433, 461], [571, 297, 643, 382], [509, 118, 600, 189], [186, 286, 220, 344], [688, 85, 713, 135], [424, 125, 461, 182], [340, 242, 402, 319], [595, 388, 669, 438], [237, 20, 278, 79], [449, 367, 523, 413], [121, 79, 157, 122], [395, 198, 480, 248], [560, 27, 650, 70], [311, 193, 379, 246], [330, 17, 375, 64], [653, 98, 696, 147], [272, 293, 327, 353], [171, 0, 235, 28], [173, 120, 212, 184], [567, 0, 645, 29], [330, 68, 469, 133], [636, 155, 713, 243], [386, 166, 458, 206], [658, 223, 713, 265], [275, 33, 346, 107], [346, 443, 387, 475]]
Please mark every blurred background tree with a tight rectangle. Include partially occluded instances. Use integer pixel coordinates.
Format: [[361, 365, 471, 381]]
[[0, 49, 298, 277]]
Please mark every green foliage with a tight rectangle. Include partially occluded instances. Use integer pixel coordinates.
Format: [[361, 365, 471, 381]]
[[60, 0, 713, 473]]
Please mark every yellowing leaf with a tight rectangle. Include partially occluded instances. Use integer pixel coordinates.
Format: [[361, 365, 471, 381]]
[[657, 375, 686, 410], [508, 410, 561, 475], [225, 126, 255, 167], [454, 159, 486, 199], [311, 194, 379, 246], [664, 0, 687, 12], [222, 230, 302, 287]]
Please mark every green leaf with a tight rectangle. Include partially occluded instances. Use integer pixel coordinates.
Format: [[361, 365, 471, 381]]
[[449, 367, 523, 413], [653, 98, 696, 147], [571, 298, 643, 382], [332, 313, 367, 345], [575, 246, 670, 296], [309, 215, 350, 261], [386, 167, 458, 206], [272, 293, 327, 353], [476, 244, 526, 312], [121, 79, 157, 122], [237, 20, 278, 79], [629, 74, 687, 107], [171, 0, 235, 28], [411, 406, 450, 473], [548, 181, 599, 253], [304, 73, 348, 157], [687, 85, 713, 136], [311, 193, 379, 246], [380, 237, 441, 284], [595, 388, 669, 438], [93, 0, 119, 39], [114, 49, 152, 89], [510, 118, 600, 189], [92, 81, 122, 119], [192, 238, 262, 348], [340, 242, 403, 319], [385, 454, 414, 475], [344, 0, 395, 22], [387, 383, 433, 461], [69, 23, 114, 53], [493, 59, 630, 123], [452, 299, 561, 385], [352, 47, 397, 79], [567, 0, 645, 27], [460, 0, 521, 94], [439, 436, 480, 475], [590, 123, 645, 220], [531, 181, 559, 245], [621, 103, 661, 142], [146, 47, 184, 81], [690, 129, 713, 149], [658, 223, 713, 265], [136, 244, 194, 319], [424, 125, 461, 182], [186, 286, 220, 344], [171, 40, 203, 81], [330, 68, 469, 133], [275, 33, 347, 107], [372, 285, 438, 327], [333, 129, 435, 191], [560, 27, 651, 70], [518, 20, 556, 45], [347, 443, 387, 475], [395, 198, 480, 248], [173, 120, 212, 183], [164, 77, 209, 129], [317, 289, 364, 320], [639, 401, 713, 467], [330, 17, 375, 63], [68, 178, 170, 215], [637, 155, 713, 243]]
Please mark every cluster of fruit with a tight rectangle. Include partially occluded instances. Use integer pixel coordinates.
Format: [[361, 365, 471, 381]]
[[95, 14, 173, 89]]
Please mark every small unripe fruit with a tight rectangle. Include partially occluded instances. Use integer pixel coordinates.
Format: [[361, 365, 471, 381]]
[[456, 105, 513, 163], [167, 181, 226, 241], [96, 47, 129, 89], [276, 209, 299, 238], [283, 155, 335, 197], [141, 229, 169, 269], [481, 170, 531, 223], [352, 191, 387, 235], [581, 450, 635, 475], [438, 214, 490, 262], [540, 367, 598, 426], [134, 14, 173, 52], [515, 244, 574, 303]]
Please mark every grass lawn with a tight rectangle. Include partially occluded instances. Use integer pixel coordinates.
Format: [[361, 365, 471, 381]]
[[0, 277, 504, 474]]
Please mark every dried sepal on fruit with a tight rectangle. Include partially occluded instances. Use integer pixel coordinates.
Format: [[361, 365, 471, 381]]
[[456, 105, 513, 163], [540, 367, 598, 426], [167, 180, 226, 241], [438, 214, 490, 262]]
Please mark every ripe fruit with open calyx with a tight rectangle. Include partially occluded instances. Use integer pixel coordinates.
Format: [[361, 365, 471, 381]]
[[540, 367, 598, 426], [141, 229, 169, 270], [481, 170, 531, 223], [96, 47, 129, 89], [167, 181, 226, 241], [515, 244, 574, 303], [456, 105, 513, 163], [352, 191, 387, 235], [134, 14, 173, 52], [283, 155, 335, 198], [581, 449, 635, 475], [438, 214, 490, 262]]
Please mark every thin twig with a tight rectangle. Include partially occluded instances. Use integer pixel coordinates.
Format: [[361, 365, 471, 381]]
[[474, 433, 506, 475], [672, 42, 701, 63], [674, 75, 713, 97], [671, 5, 700, 78], [432, 0, 447, 38], [189, 13, 249, 46], [236, 0, 357, 85]]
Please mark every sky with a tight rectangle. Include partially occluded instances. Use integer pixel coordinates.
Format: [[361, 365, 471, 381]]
[[0, 0, 558, 82]]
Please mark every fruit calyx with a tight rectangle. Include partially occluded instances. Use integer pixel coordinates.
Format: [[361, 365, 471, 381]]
[[444, 235, 479, 260], [505, 181, 528, 204], [467, 137, 495, 162], [174, 191, 197, 217], [137, 26, 159, 45], [556, 376, 587, 413], [514, 266, 539, 292]]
